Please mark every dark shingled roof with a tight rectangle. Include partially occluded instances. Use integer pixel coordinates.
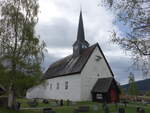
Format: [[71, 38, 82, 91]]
[[44, 43, 98, 79], [91, 77, 114, 93], [44, 43, 114, 79]]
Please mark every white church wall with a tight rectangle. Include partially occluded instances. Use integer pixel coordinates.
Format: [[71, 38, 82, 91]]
[[80, 46, 113, 101], [44, 74, 81, 101], [26, 84, 46, 99]]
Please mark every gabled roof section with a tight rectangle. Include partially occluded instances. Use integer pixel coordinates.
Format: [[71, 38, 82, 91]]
[[44, 43, 115, 79], [44, 43, 97, 79], [96, 43, 115, 77], [91, 77, 114, 93]]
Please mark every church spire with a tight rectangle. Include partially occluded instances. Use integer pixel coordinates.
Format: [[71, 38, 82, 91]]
[[73, 11, 89, 57], [77, 11, 85, 41]]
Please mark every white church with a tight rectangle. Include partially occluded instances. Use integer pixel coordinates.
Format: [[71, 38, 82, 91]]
[[26, 12, 119, 102]]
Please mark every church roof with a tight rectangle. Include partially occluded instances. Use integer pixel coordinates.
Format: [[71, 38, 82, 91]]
[[91, 77, 114, 93], [44, 43, 114, 79], [44, 43, 97, 79]]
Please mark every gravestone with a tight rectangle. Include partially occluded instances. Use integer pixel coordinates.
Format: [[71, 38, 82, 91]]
[[51, 102, 57, 107], [136, 107, 145, 113], [118, 108, 125, 113], [74, 106, 90, 113], [43, 108, 53, 113], [71, 101, 77, 106], [14, 102, 21, 110], [92, 104, 98, 111], [60, 99, 63, 106], [27, 99, 38, 107], [123, 100, 128, 107], [43, 99, 49, 104], [102, 103, 109, 113]]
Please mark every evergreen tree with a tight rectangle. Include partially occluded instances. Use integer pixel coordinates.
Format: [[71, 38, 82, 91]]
[[128, 72, 138, 96]]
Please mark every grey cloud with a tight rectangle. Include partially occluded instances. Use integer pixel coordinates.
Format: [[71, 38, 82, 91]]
[[107, 55, 131, 84], [42, 52, 59, 71], [36, 15, 100, 49], [37, 17, 76, 48], [106, 55, 143, 84]]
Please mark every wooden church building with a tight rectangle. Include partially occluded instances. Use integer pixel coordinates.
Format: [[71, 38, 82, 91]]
[[26, 12, 120, 102]]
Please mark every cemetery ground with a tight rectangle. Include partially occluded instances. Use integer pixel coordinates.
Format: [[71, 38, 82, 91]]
[[0, 98, 150, 113]]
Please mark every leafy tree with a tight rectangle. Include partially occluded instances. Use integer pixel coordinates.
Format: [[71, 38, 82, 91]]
[[128, 72, 138, 96], [0, 0, 46, 109], [103, 0, 150, 78]]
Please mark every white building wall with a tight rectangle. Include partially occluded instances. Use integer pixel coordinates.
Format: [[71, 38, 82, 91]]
[[26, 74, 81, 101], [44, 74, 81, 101], [80, 46, 113, 101]]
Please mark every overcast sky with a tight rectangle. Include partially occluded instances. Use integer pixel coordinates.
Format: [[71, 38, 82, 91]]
[[36, 0, 143, 84]]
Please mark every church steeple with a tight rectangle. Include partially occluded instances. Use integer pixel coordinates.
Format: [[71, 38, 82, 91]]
[[73, 11, 89, 57], [77, 11, 85, 41]]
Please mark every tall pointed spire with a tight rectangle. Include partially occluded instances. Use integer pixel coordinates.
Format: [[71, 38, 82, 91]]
[[77, 11, 85, 41], [73, 11, 89, 57]]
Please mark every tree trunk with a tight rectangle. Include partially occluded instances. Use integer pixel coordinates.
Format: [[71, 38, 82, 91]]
[[7, 61, 17, 109], [8, 84, 16, 109]]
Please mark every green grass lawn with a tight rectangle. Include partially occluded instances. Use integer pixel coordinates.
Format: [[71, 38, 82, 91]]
[[0, 108, 39, 113], [0, 98, 150, 113]]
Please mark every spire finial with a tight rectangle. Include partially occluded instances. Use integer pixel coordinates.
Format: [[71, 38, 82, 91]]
[[80, 4, 82, 12]]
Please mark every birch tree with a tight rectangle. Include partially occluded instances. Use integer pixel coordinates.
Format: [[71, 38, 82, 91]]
[[0, 0, 46, 109]]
